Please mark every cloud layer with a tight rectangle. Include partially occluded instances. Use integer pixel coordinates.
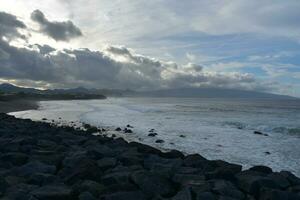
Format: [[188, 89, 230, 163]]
[[0, 7, 290, 94], [31, 9, 82, 41]]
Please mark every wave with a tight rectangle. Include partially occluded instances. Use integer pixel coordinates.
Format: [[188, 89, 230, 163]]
[[223, 121, 300, 136]]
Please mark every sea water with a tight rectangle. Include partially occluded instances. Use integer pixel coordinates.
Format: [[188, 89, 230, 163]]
[[10, 97, 300, 176]]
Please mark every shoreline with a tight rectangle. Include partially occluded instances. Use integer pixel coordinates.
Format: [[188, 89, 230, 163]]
[[0, 99, 39, 113], [0, 113, 299, 199]]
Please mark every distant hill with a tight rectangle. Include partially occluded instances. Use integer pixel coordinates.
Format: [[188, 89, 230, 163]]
[[0, 83, 41, 94], [0, 83, 128, 97], [1, 83, 296, 99], [132, 88, 297, 99]]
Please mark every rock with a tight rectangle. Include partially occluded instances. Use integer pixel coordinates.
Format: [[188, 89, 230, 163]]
[[79, 192, 97, 200], [267, 172, 291, 189], [0, 152, 29, 166], [59, 159, 102, 185], [100, 191, 147, 200], [149, 129, 155, 132], [97, 157, 117, 170], [77, 180, 105, 197], [148, 133, 157, 137], [279, 171, 300, 186], [126, 124, 133, 128], [172, 174, 205, 185], [196, 192, 217, 200], [259, 188, 300, 200], [160, 150, 185, 159], [211, 179, 245, 199], [30, 185, 74, 200], [42, 118, 47, 120], [131, 171, 176, 198], [236, 174, 280, 197], [5, 183, 38, 199], [179, 135, 186, 138], [15, 161, 56, 177], [129, 142, 162, 155], [115, 127, 122, 131], [144, 155, 183, 170], [254, 131, 263, 135], [155, 139, 165, 143], [0, 177, 7, 197], [28, 173, 60, 186], [249, 165, 273, 174], [172, 187, 192, 200], [101, 171, 131, 185], [124, 128, 133, 133]]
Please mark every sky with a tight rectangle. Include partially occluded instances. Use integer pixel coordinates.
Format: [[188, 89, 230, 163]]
[[1, 0, 300, 96]]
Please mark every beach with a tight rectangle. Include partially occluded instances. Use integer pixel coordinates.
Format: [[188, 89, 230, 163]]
[[1, 100, 300, 199]]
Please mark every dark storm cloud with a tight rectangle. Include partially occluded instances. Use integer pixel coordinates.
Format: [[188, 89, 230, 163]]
[[31, 9, 82, 41], [0, 11, 26, 40], [0, 38, 269, 91]]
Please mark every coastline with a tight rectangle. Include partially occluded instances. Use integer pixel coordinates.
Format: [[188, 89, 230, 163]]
[[0, 100, 39, 113], [0, 112, 299, 199]]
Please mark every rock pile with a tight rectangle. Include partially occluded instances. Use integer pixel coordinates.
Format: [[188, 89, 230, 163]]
[[0, 113, 299, 200]]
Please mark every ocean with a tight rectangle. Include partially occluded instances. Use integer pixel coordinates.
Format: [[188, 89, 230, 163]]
[[10, 97, 300, 176]]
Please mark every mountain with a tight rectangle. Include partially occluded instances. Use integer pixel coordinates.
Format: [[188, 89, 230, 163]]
[[0, 83, 41, 93], [132, 88, 297, 99], [0, 83, 126, 97]]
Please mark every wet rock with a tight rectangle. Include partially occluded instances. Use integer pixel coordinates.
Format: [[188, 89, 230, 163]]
[[115, 127, 122, 131], [267, 172, 291, 189], [155, 139, 165, 143], [30, 184, 74, 200], [196, 192, 217, 200], [179, 135, 186, 138], [148, 133, 157, 137], [101, 171, 131, 185], [254, 131, 263, 135], [249, 165, 273, 174], [160, 150, 184, 159], [124, 128, 133, 133], [126, 124, 133, 128], [131, 171, 176, 198]]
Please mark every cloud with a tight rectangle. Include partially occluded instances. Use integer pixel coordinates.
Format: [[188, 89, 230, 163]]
[[0, 11, 26, 40], [0, 37, 273, 92], [31, 9, 82, 41]]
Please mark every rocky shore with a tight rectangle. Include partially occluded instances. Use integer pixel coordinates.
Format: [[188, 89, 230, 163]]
[[0, 113, 300, 200]]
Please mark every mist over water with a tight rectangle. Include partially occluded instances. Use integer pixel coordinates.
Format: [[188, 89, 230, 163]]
[[11, 97, 300, 176]]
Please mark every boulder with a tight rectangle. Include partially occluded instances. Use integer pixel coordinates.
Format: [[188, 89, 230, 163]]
[[0, 177, 7, 197], [97, 157, 117, 170], [210, 180, 245, 199], [100, 191, 147, 200], [0, 152, 29, 166], [15, 161, 56, 177], [30, 185, 74, 200], [148, 133, 157, 137], [79, 192, 97, 200], [279, 171, 300, 186], [267, 172, 291, 189], [77, 180, 105, 197], [131, 171, 175, 198], [249, 166, 273, 174], [27, 173, 60, 186], [115, 127, 122, 131], [160, 150, 185, 159], [236, 174, 280, 197], [172, 187, 192, 200], [155, 139, 165, 143], [259, 189, 300, 200]]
